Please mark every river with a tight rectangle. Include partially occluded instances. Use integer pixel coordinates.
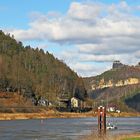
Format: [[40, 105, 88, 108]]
[[0, 117, 140, 140]]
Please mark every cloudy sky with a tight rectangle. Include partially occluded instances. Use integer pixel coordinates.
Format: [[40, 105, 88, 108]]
[[1, 0, 140, 77]]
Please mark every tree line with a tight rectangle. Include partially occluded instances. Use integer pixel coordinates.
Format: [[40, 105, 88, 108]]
[[0, 30, 87, 103]]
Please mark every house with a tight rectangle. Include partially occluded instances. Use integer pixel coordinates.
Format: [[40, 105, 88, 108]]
[[71, 97, 79, 108], [57, 97, 71, 108], [38, 97, 50, 106], [107, 106, 116, 112], [107, 104, 117, 112], [38, 99, 46, 106]]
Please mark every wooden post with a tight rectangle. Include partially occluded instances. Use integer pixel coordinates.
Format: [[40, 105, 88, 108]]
[[98, 106, 106, 136]]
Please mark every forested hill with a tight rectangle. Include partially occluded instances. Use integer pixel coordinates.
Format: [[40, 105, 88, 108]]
[[84, 66, 140, 92], [83, 64, 140, 112], [0, 30, 86, 102]]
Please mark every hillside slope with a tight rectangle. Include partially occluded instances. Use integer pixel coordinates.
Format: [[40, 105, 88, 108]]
[[84, 65, 140, 112], [0, 31, 87, 105]]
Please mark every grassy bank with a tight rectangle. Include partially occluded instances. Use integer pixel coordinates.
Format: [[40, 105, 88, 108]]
[[82, 133, 140, 140], [0, 110, 140, 120], [107, 112, 140, 117], [0, 110, 96, 120]]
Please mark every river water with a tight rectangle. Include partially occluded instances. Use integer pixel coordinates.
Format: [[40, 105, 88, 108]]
[[0, 117, 140, 140]]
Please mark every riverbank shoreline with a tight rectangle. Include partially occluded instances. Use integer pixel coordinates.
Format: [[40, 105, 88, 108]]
[[0, 110, 140, 120], [83, 132, 140, 140], [0, 111, 94, 120]]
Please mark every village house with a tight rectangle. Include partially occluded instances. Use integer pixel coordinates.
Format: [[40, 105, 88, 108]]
[[70, 97, 86, 108], [107, 104, 121, 113], [107, 104, 117, 112], [71, 97, 79, 108], [38, 97, 50, 106]]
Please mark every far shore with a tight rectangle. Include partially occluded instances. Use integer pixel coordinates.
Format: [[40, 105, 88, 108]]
[[0, 110, 140, 120]]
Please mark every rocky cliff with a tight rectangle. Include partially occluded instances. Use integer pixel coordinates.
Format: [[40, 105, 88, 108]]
[[91, 78, 140, 90], [84, 65, 140, 92], [83, 64, 140, 112]]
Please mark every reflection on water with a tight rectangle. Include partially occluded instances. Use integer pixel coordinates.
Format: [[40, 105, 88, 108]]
[[0, 117, 140, 140]]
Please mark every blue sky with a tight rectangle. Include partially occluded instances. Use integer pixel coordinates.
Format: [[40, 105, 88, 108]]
[[0, 0, 72, 28], [1, 0, 140, 77]]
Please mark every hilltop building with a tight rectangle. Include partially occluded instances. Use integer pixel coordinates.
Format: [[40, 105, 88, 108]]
[[112, 60, 124, 69]]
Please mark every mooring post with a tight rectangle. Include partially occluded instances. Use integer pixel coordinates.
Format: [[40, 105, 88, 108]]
[[98, 106, 106, 136]]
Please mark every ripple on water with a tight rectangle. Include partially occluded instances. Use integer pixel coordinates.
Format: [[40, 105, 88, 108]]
[[0, 117, 139, 140]]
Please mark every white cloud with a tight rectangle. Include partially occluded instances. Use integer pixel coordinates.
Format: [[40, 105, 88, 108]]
[[68, 2, 102, 20], [68, 62, 110, 77], [5, 1, 140, 76], [8, 1, 140, 44]]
